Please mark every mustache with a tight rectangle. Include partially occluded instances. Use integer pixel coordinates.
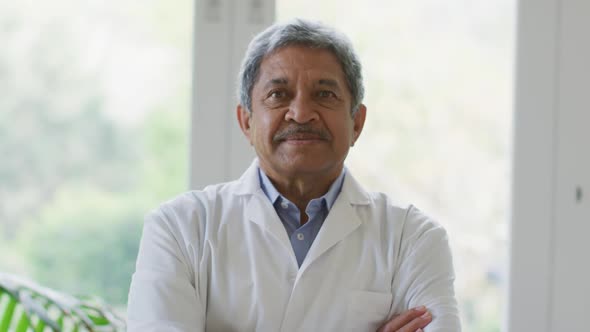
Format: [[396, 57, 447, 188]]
[[273, 124, 331, 142]]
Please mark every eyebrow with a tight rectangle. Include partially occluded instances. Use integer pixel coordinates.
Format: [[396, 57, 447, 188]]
[[317, 79, 341, 89], [263, 78, 288, 90], [261, 77, 343, 90]]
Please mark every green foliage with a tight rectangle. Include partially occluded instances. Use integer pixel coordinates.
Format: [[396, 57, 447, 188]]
[[1, 0, 190, 310], [10, 99, 190, 304], [16, 189, 144, 305], [139, 103, 189, 204], [0, 273, 126, 331], [0, 1, 138, 239]]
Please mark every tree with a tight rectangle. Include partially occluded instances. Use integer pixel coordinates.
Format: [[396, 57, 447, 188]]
[[16, 189, 143, 305], [0, 1, 137, 239]]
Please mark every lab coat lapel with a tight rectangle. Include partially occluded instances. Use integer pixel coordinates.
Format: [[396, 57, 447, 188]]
[[245, 195, 293, 254], [298, 171, 371, 274], [236, 160, 294, 257]]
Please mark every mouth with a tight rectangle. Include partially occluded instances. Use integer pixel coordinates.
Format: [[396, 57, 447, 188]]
[[283, 133, 325, 141], [283, 138, 324, 145], [277, 133, 327, 146], [273, 126, 331, 144]]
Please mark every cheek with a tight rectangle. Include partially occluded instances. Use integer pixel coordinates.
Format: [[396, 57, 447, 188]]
[[251, 113, 281, 143], [262, 115, 283, 136], [329, 118, 355, 141]]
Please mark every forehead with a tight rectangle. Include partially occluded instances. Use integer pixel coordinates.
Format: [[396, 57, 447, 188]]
[[256, 46, 347, 85]]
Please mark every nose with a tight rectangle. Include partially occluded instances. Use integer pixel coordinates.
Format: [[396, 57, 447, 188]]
[[284, 94, 319, 124]]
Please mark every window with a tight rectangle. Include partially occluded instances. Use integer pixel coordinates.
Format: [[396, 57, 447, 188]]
[[2, 1, 514, 329], [0, 0, 192, 310], [277, 1, 515, 330]]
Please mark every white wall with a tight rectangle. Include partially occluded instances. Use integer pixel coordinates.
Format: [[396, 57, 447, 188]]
[[508, 0, 590, 331], [190, 0, 274, 189], [549, 0, 590, 329]]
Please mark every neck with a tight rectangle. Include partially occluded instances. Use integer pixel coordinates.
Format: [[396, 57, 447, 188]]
[[261, 166, 342, 212]]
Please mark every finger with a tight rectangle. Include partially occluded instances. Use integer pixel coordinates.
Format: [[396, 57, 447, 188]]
[[376, 314, 399, 332], [396, 311, 432, 332], [377, 306, 428, 332]]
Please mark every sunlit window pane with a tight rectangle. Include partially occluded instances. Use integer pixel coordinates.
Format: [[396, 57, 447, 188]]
[[277, 2, 514, 331], [1, 0, 192, 309]]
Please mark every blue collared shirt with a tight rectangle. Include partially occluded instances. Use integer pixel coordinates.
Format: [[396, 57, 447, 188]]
[[258, 168, 346, 267]]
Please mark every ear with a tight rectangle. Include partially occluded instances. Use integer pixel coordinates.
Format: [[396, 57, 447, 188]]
[[351, 104, 367, 146], [237, 104, 253, 144]]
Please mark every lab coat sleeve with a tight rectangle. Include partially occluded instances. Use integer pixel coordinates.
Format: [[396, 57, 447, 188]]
[[127, 208, 206, 332], [393, 206, 462, 332]]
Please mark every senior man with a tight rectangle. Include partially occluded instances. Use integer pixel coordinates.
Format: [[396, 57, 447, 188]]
[[127, 19, 461, 332]]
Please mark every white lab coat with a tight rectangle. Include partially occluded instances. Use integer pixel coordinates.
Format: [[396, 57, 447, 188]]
[[127, 160, 461, 331]]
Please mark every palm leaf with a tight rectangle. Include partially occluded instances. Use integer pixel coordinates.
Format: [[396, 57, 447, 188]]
[[0, 273, 125, 332]]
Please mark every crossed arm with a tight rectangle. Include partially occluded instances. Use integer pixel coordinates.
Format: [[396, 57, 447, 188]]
[[127, 205, 460, 331], [378, 206, 461, 332]]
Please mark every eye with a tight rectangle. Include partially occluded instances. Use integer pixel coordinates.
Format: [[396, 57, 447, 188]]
[[317, 90, 336, 98], [268, 90, 287, 99]]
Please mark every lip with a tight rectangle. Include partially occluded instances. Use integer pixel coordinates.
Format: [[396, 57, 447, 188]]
[[283, 138, 324, 145], [285, 133, 324, 140], [281, 135, 326, 145]]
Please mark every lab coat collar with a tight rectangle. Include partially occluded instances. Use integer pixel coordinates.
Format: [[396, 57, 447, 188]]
[[232, 159, 265, 196], [237, 159, 372, 271], [298, 168, 371, 274], [233, 159, 371, 206]]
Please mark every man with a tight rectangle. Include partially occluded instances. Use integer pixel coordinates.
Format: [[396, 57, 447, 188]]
[[127, 19, 461, 331]]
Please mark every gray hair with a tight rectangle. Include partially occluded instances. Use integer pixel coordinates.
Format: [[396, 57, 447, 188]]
[[237, 18, 364, 115]]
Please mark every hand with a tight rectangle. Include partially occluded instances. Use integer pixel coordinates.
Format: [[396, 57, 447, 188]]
[[376, 306, 432, 332]]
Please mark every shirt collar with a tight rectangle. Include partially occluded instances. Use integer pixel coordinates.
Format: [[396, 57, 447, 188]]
[[258, 167, 346, 211]]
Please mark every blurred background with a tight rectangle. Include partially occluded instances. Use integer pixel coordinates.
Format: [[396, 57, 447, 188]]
[[0, 0, 514, 331]]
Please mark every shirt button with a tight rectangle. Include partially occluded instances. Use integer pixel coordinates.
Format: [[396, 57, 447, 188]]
[[281, 200, 289, 209], [297, 233, 304, 241]]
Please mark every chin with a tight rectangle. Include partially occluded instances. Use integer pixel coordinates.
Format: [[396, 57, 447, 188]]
[[280, 160, 340, 176]]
